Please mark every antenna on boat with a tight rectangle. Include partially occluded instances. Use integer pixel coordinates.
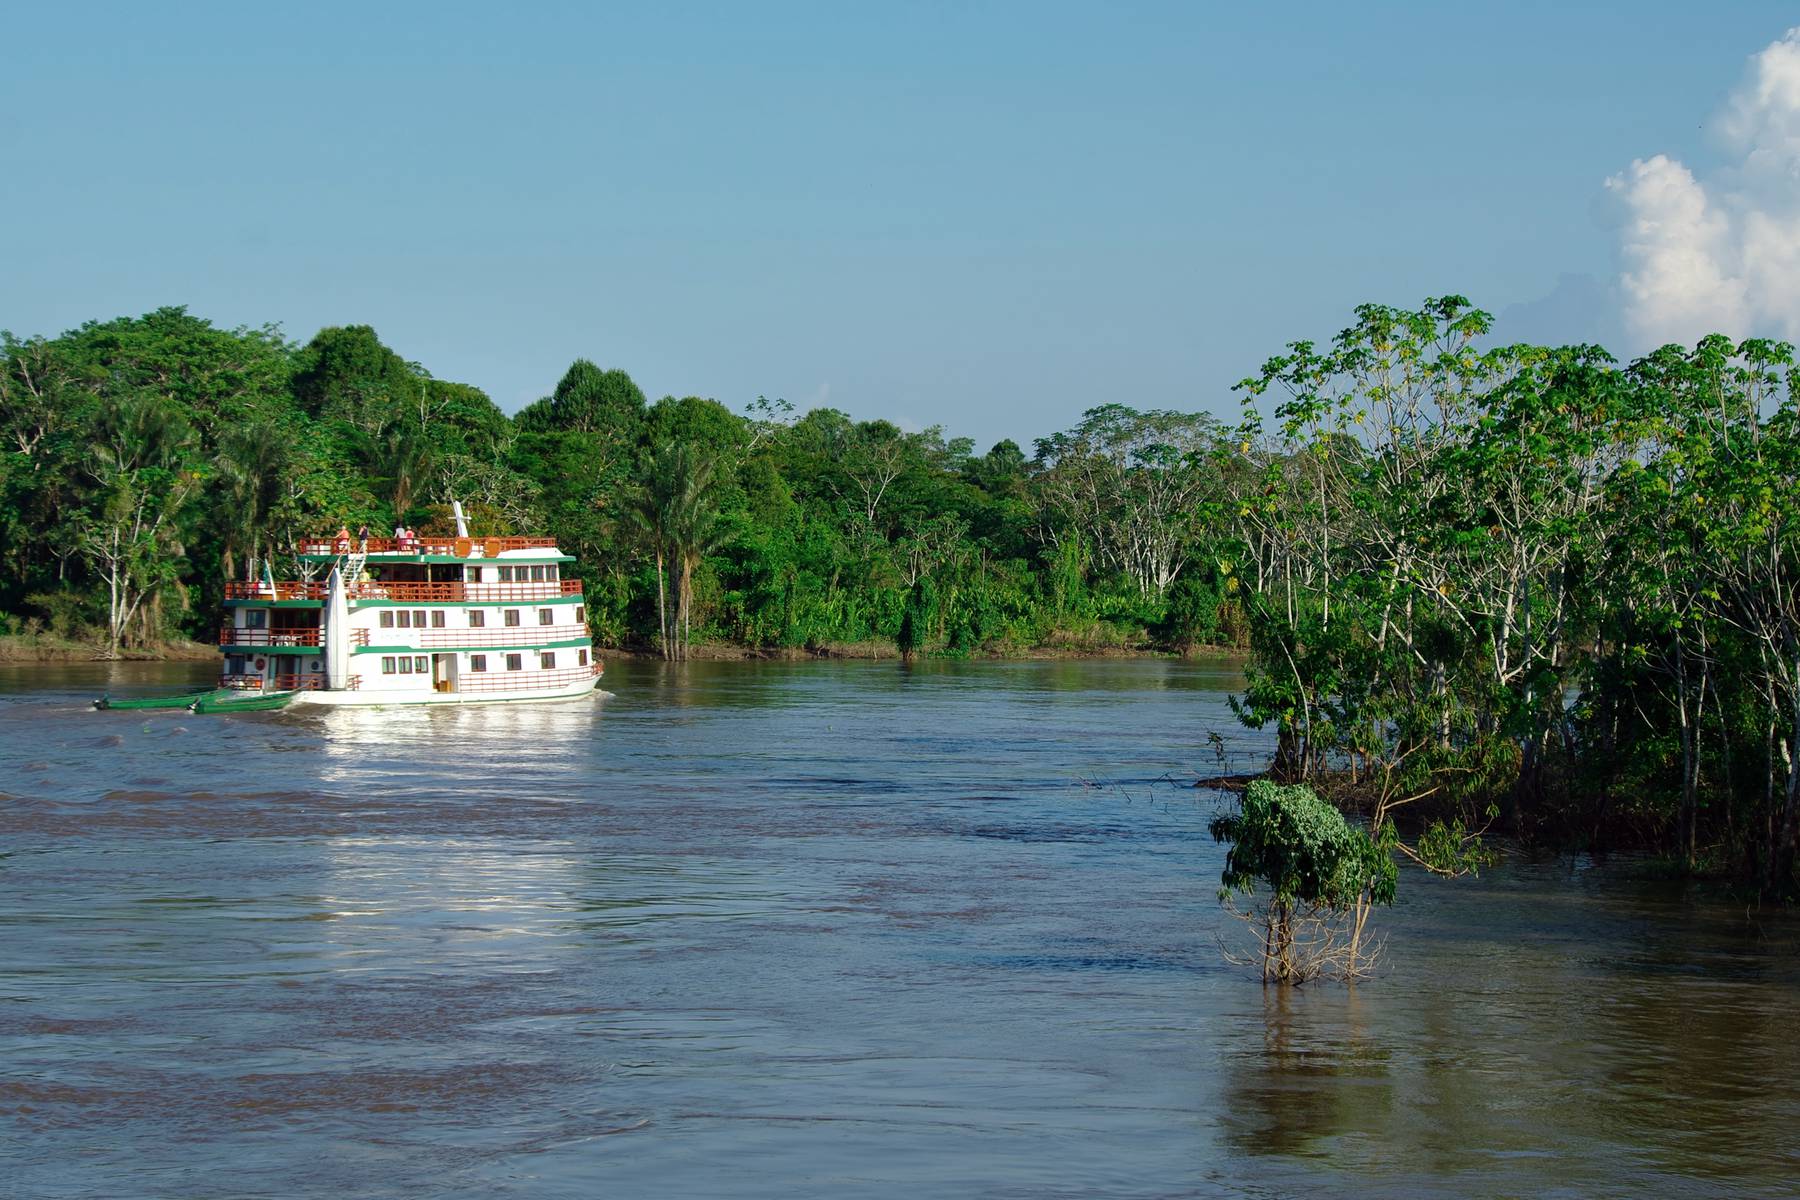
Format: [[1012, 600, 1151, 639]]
[[451, 499, 470, 538]]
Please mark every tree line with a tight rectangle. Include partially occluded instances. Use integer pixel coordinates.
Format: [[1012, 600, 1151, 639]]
[[10, 299, 1800, 891], [0, 307, 1237, 669]]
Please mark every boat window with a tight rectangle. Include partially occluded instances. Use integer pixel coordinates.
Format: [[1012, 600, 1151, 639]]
[[498, 565, 513, 582], [470, 655, 487, 672], [504, 609, 521, 627], [246, 609, 267, 629], [468, 610, 485, 627], [413, 610, 426, 628], [505, 653, 523, 671], [549, 565, 559, 580], [413, 656, 427, 673], [575, 605, 585, 625], [397, 611, 411, 628], [383, 656, 398, 674], [578, 649, 589, 666], [530, 565, 546, 581], [540, 651, 556, 669], [431, 611, 446, 628], [379, 611, 395, 628], [538, 608, 553, 625]]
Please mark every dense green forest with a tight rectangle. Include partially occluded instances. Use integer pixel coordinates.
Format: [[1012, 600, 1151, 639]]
[[0, 307, 1236, 663], [9, 298, 1800, 893]]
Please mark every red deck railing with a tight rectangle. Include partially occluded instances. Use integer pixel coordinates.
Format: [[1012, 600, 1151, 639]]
[[225, 579, 582, 604], [218, 673, 360, 691], [219, 626, 369, 647], [350, 579, 583, 603], [219, 627, 322, 647], [296, 535, 559, 557], [456, 664, 603, 694], [225, 581, 329, 601]]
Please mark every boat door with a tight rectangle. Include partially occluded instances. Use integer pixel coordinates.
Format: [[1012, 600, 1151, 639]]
[[433, 653, 456, 693]]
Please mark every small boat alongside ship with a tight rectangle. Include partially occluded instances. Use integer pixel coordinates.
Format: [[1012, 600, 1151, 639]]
[[93, 686, 231, 711], [97, 505, 604, 712]]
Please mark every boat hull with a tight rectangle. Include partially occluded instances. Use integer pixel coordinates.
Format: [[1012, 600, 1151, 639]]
[[290, 676, 603, 707]]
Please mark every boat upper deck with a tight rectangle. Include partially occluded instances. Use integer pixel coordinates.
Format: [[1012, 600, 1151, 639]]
[[233, 531, 585, 604], [296, 534, 567, 561], [225, 578, 583, 603]]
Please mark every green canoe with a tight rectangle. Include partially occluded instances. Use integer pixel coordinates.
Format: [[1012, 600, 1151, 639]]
[[190, 690, 297, 714], [94, 687, 230, 711]]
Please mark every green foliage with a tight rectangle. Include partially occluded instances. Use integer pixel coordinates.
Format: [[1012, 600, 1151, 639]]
[[517, 359, 647, 440], [291, 325, 415, 423], [1210, 780, 1397, 911], [1155, 573, 1225, 649], [1224, 297, 1800, 893]]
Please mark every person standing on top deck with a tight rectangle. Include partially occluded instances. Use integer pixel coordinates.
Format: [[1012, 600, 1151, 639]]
[[334, 524, 351, 554]]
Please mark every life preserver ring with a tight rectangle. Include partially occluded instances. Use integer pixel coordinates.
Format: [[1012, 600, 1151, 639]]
[[254, 657, 267, 671], [453, 537, 472, 557], [483, 537, 502, 557]]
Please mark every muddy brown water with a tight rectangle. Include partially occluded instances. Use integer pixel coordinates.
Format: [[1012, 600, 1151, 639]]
[[1, 658, 1796, 1198]]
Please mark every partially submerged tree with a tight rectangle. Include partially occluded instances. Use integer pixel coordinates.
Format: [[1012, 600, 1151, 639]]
[[1209, 779, 1397, 983]]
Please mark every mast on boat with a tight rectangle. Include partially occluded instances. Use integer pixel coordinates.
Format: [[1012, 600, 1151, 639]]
[[324, 563, 351, 690]]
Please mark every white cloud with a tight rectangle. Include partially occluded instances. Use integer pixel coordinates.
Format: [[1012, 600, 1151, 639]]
[[1609, 27, 1800, 347]]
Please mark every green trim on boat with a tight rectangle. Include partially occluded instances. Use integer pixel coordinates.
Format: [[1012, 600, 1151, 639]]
[[222, 599, 323, 608], [353, 637, 593, 655]]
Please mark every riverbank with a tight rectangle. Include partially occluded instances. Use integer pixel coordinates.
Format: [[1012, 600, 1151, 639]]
[[595, 640, 1244, 662], [0, 632, 1242, 665], [0, 635, 220, 664]]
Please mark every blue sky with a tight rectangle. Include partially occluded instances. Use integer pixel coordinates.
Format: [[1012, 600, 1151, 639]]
[[4, 2, 1795, 448]]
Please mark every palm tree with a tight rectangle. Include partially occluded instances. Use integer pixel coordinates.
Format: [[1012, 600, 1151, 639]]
[[669, 455, 729, 660], [216, 418, 292, 580], [629, 443, 730, 660], [361, 417, 433, 523], [624, 451, 679, 659]]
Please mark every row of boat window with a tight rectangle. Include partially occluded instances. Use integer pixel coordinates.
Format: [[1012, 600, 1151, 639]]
[[375, 648, 591, 675], [482, 564, 559, 581], [237, 606, 588, 631], [375, 606, 586, 629]]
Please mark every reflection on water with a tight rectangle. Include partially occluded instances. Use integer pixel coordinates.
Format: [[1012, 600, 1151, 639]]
[[1, 657, 1797, 1198]]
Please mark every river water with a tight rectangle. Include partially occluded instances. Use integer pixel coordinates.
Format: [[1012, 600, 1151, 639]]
[[1, 658, 1797, 1198]]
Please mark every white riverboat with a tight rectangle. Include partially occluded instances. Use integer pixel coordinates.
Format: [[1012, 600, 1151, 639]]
[[216, 506, 602, 708]]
